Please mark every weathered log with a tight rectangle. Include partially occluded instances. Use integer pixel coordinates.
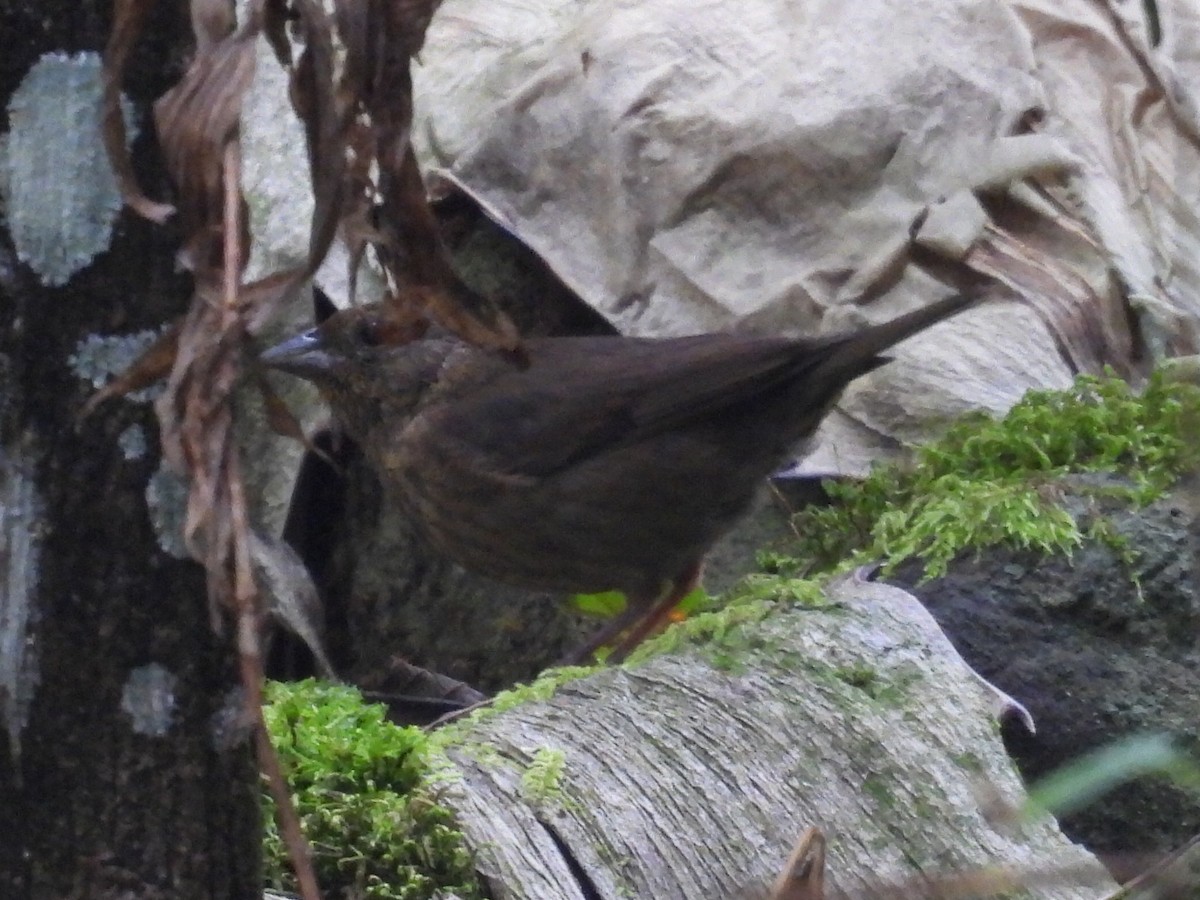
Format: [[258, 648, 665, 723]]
[[435, 576, 1116, 900]]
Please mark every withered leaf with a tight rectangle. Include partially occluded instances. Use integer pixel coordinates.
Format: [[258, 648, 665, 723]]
[[189, 0, 237, 52], [282, 0, 346, 283], [770, 828, 826, 900], [250, 529, 336, 678], [153, 10, 259, 279], [262, 0, 295, 67], [371, 658, 487, 708], [78, 319, 182, 420], [253, 365, 337, 468], [324, 0, 524, 351], [102, 0, 177, 224]]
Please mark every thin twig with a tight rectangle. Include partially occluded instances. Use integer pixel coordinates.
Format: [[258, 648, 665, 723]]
[[223, 140, 322, 900], [222, 141, 241, 327]]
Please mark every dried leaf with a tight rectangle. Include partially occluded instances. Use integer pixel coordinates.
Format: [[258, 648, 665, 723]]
[[339, 121, 384, 304], [77, 319, 181, 420], [153, 10, 259, 277], [101, 0, 176, 223], [256, 368, 308, 443], [250, 530, 336, 679], [190, 0, 237, 52], [242, 0, 349, 330], [366, 658, 485, 708], [254, 366, 337, 468], [965, 229, 1132, 375], [395, 282, 523, 355], [358, 658, 488, 725], [324, 0, 524, 349], [155, 281, 242, 579], [238, 268, 308, 334], [262, 0, 295, 67], [283, 1, 345, 272], [101, 7, 323, 898], [770, 829, 825, 900]]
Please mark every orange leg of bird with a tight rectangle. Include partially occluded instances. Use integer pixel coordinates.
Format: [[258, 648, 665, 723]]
[[606, 561, 702, 663], [561, 562, 702, 666], [560, 602, 650, 666]]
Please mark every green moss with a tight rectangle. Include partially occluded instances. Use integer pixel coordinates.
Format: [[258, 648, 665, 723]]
[[835, 664, 879, 692], [862, 774, 898, 810], [262, 680, 482, 900], [427, 664, 599, 746], [612, 567, 848, 670], [792, 654, 918, 711], [624, 595, 775, 666], [520, 747, 572, 810], [442, 739, 504, 772], [951, 751, 985, 774], [789, 370, 1200, 579]]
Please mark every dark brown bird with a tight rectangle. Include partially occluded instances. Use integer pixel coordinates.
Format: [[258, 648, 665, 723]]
[[263, 293, 975, 662]]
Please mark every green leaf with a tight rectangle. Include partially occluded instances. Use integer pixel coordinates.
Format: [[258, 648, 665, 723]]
[[571, 590, 627, 618], [1023, 733, 1200, 820], [571, 585, 708, 622]]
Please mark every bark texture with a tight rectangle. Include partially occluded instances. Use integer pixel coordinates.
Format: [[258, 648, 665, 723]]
[[438, 577, 1116, 900], [0, 3, 260, 897]]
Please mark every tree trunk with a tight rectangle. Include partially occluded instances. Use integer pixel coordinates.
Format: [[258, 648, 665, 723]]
[[0, 3, 260, 897]]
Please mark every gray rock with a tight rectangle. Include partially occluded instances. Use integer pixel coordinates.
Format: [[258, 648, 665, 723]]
[[892, 477, 1200, 870]]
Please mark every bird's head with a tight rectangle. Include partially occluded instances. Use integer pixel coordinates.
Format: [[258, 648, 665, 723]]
[[262, 303, 431, 383], [262, 303, 457, 441]]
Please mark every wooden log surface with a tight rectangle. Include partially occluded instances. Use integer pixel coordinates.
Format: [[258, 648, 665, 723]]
[[437, 574, 1117, 899]]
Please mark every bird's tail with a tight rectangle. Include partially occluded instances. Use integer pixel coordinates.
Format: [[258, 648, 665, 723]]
[[820, 292, 978, 380]]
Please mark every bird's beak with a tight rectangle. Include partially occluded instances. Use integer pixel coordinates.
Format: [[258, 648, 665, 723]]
[[260, 329, 337, 381]]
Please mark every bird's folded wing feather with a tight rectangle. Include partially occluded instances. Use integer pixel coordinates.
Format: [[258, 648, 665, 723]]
[[426, 334, 843, 477]]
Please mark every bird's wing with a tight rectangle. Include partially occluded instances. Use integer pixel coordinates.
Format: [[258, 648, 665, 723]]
[[423, 333, 844, 477], [433, 292, 976, 476]]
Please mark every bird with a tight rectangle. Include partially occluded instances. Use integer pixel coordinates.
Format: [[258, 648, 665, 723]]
[[263, 292, 976, 663]]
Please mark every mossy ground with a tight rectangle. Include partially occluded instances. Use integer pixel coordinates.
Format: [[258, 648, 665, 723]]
[[262, 369, 1200, 896], [262, 681, 482, 900], [785, 369, 1200, 581]]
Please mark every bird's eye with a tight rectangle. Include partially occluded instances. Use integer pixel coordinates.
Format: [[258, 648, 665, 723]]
[[355, 317, 382, 347]]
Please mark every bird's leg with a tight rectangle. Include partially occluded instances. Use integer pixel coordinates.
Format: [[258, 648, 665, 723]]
[[607, 562, 702, 663], [561, 562, 703, 666], [559, 601, 651, 666]]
